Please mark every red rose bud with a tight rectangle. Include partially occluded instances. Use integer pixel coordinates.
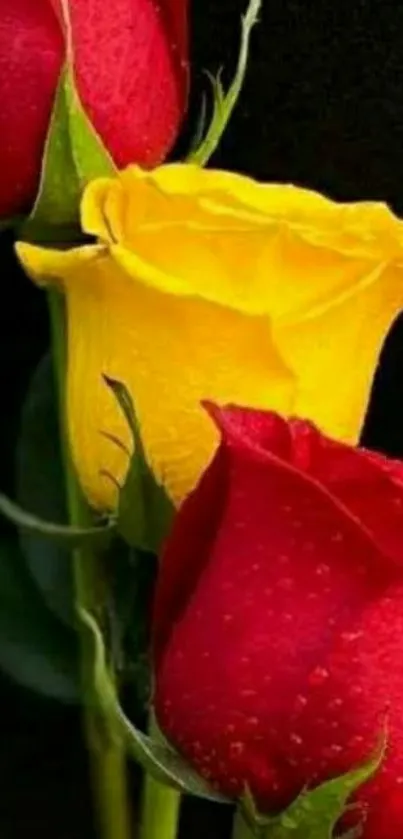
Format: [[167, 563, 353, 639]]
[[0, 0, 188, 218], [154, 404, 403, 838]]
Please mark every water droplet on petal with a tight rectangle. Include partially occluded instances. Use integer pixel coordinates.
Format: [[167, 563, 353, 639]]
[[341, 630, 363, 643], [309, 666, 330, 686], [316, 563, 330, 576], [282, 504, 293, 514], [278, 577, 294, 591], [295, 694, 308, 710], [328, 697, 343, 711], [230, 742, 245, 756], [350, 685, 363, 698], [240, 689, 258, 698]]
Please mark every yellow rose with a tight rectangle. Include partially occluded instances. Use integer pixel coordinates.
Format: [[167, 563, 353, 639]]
[[17, 164, 403, 510]]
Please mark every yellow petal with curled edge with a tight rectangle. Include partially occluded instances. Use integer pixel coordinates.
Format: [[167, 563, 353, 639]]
[[17, 241, 295, 510], [17, 163, 403, 511]]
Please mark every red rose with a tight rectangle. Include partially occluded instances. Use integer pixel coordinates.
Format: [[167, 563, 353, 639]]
[[0, 0, 188, 217], [153, 403, 403, 837]]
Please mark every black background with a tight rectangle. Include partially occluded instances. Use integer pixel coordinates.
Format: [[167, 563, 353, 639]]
[[2, 1, 403, 836]]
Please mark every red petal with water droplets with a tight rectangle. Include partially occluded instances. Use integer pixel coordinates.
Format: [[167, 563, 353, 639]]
[[68, 0, 188, 168], [0, 0, 63, 216], [154, 404, 403, 838], [0, 0, 188, 217]]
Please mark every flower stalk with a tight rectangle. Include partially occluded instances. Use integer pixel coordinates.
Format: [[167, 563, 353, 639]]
[[48, 290, 132, 839], [232, 809, 255, 839], [139, 717, 181, 839], [139, 774, 181, 839]]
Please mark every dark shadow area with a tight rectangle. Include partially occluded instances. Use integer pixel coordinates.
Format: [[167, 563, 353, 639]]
[[2, 1, 403, 836]]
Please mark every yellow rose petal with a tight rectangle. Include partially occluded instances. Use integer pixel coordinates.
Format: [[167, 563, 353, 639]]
[[37, 250, 294, 508], [17, 163, 403, 511]]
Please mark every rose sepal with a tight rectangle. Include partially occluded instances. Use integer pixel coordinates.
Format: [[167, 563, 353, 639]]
[[80, 605, 231, 803], [105, 378, 175, 555], [22, 0, 115, 242], [235, 732, 386, 839]]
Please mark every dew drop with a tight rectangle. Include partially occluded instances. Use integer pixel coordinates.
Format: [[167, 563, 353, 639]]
[[230, 741, 245, 756], [340, 630, 363, 643], [278, 577, 294, 591], [295, 693, 308, 710], [282, 504, 293, 514], [328, 697, 343, 711], [316, 563, 330, 576], [304, 541, 315, 552], [308, 666, 330, 686], [192, 740, 203, 754], [350, 685, 363, 698], [348, 734, 364, 748]]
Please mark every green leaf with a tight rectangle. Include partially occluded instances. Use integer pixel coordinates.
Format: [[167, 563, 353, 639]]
[[16, 354, 75, 625], [0, 494, 115, 547], [16, 357, 156, 705], [239, 735, 386, 839], [0, 215, 22, 232], [22, 62, 115, 243], [187, 0, 262, 166], [104, 377, 175, 554], [0, 532, 79, 700], [79, 606, 230, 803], [105, 540, 156, 713]]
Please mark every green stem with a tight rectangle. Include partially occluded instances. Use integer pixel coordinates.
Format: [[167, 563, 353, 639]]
[[139, 717, 181, 839], [48, 290, 132, 839], [232, 809, 256, 839]]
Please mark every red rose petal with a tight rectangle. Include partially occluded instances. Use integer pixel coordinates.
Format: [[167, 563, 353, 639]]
[[288, 419, 403, 567], [153, 447, 229, 665], [156, 0, 189, 101], [206, 404, 403, 568], [154, 416, 400, 809], [0, 0, 188, 216], [0, 0, 63, 216], [69, 0, 187, 168]]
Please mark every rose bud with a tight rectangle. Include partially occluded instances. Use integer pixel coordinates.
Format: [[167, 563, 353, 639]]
[[153, 403, 403, 838], [0, 0, 188, 218], [17, 165, 403, 512]]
